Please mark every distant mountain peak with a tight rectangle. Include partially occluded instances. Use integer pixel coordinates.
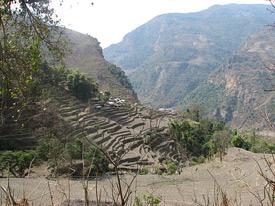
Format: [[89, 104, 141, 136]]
[[104, 4, 274, 129]]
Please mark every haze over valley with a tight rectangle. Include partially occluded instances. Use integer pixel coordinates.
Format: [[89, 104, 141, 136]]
[[0, 1, 274, 205], [104, 4, 275, 130]]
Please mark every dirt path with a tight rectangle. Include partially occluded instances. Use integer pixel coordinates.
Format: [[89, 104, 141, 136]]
[[0, 148, 270, 205]]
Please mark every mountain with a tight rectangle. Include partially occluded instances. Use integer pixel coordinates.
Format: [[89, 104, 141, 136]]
[[103, 4, 273, 109], [1, 27, 185, 170], [63, 29, 137, 103], [0, 28, 138, 152], [181, 29, 275, 130]]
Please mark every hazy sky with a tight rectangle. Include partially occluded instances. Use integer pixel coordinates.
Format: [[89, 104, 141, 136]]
[[53, 0, 269, 48]]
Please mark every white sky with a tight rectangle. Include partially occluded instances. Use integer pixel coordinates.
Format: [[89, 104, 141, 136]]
[[52, 0, 269, 48]]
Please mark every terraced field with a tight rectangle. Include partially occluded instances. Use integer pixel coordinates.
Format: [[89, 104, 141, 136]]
[[51, 89, 183, 170], [0, 86, 184, 173]]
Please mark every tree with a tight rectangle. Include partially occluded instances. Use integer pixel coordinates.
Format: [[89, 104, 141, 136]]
[[67, 71, 99, 101], [169, 118, 227, 159], [0, 0, 66, 126], [212, 130, 230, 162], [268, 0, 275, 13], [100, 91, 111, 103], [231, 134, 252, 151]]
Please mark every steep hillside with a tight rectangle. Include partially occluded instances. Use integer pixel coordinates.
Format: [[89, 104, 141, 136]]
[[181, 29, 275, 130], [104, 4, 273, 108], [48, 89, 183, 170], [1, 28, 187, 170], [63, 29, 137, 103], [0, 86, 184, 170]]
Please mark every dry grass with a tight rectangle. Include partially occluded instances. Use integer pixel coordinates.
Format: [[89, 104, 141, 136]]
[[1, 148, 275, 206]]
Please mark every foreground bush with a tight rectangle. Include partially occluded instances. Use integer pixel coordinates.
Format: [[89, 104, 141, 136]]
[[169, 117, 228, 159], [134, 193, 162, 206], [67, 71, 99, 101], [231, 134, 252, 150], [0, 151, 36, 177], [232, 133, 275, 153], [37, 133, 109, 177], [164, 160, 177, 175]]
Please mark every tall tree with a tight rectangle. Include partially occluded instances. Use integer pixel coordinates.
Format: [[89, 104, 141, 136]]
[[0, 0, 65, 125], [212, 130, 230, 162]]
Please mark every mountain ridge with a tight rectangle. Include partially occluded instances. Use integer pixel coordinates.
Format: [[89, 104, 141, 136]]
[[63, 28, 138, 103], [183, 29, 275, 130], [104, 4, 274, 129]]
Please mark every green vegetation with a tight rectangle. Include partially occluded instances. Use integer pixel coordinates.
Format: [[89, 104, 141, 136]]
[[108, 65, 133, 90], [164, 160, 177, 175], [37, 132, 109, 177], [191, 156, 206, 165], [0, 151, 36, 177], [143, 193, 162, 206], [134, 193, 162, 206], [0, 0, 65, 127], [231, 134, 252, 151], [104, 5, 274, 130], [67, 71, 99, 101], [42, 64, 101, 102], [99, 91, 111, 103], [212, 130, 230, 162], [1, 0, 273, 184], [84, 146, 109, 175], [169, 113, 228, 159], [0, 0, 123, 180], [232, 133, 275, 154], [139, 166, 149, 175], [169, 111, 275, 163], [181, 84, 225, 118]]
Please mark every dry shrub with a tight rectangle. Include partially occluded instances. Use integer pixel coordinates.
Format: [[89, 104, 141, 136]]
[[15, 199, 29, 206], [193, 170, 240, 206], [1, 186, 29, 206], [61, 200, 113, 206], [249, 155, 275, 206]]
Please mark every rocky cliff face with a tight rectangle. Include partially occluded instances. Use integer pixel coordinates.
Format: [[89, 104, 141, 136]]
[[182, 29, 275, 130], [64, 29, 137, 103], [103, 4, 272, 105], [103, 4, 274, 129]]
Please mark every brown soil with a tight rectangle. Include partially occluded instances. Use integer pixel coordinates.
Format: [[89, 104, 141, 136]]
[[0, 148, 271, 205]]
